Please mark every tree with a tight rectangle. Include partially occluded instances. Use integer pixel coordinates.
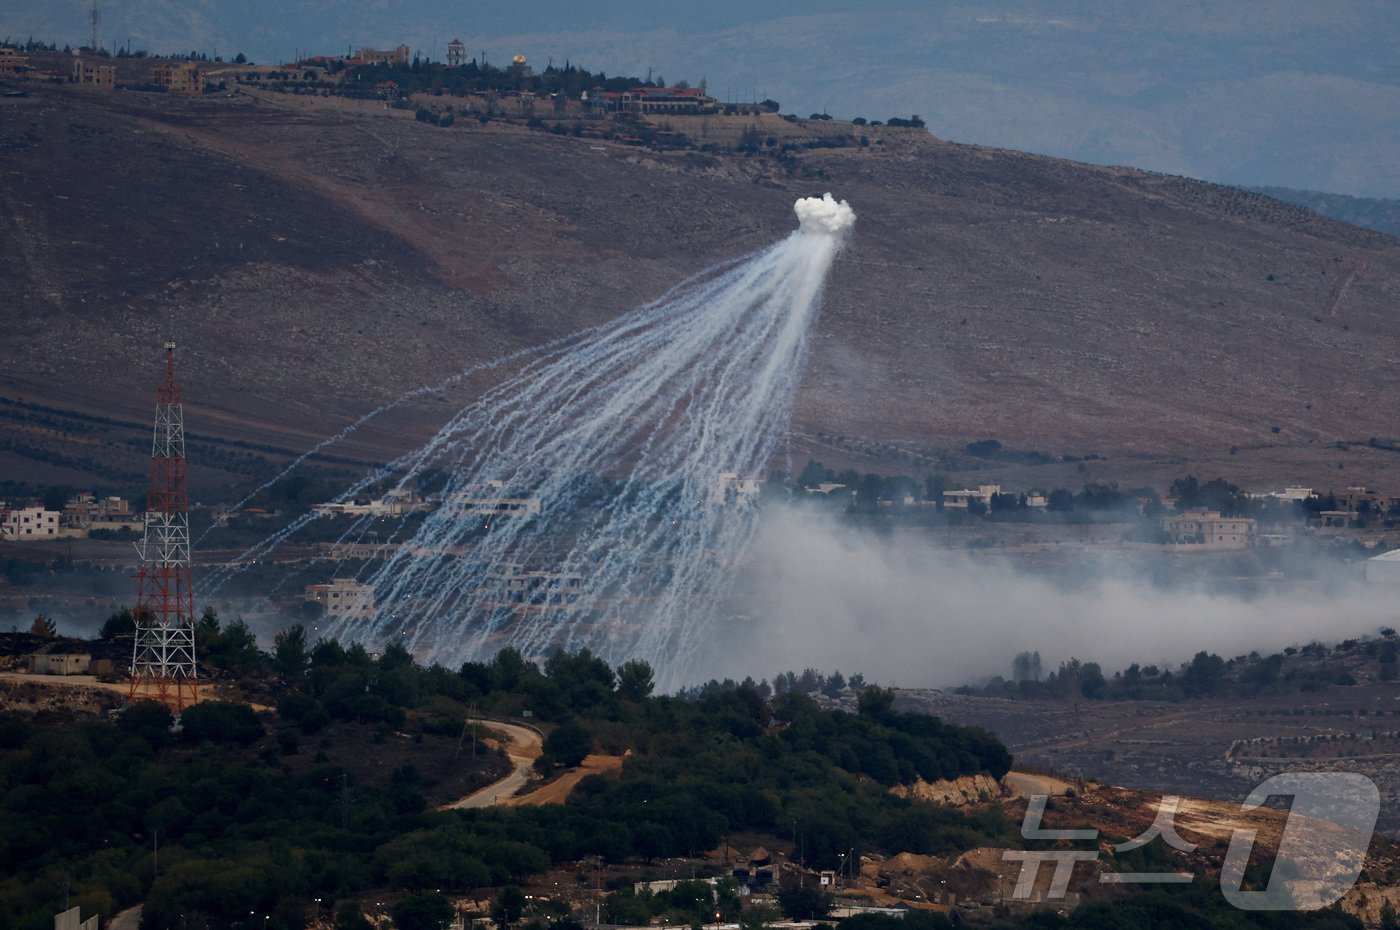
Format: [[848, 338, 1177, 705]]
[[741, 904, 779, 930], [491, 647, 532, 691], [334, 901, 372, 930], [1180, 651, 1226, 697], [41, 485, 73, 511], [617, 659, 655, 701], [117, 699, 174, 748], [857, 686, 895, 719], [100, 607, 137, 640], [179, 700, 264, 744], [1011, 651, 1042, 683], [233, 52, 247, 64], [273, 624, 309, 679], [29, 614, 56, 638], [797, 459, 832, 489], [393, 893, 454, 930], [492, 887, 527, 929], [539, 720, 591, 769], [776, 885, 831, 920]]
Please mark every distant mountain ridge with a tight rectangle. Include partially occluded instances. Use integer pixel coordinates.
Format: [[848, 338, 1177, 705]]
[[1247, 186, 1400, 239], [2, 0, 1399, 196]]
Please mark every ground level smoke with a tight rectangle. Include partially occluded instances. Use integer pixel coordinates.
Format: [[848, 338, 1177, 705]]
[[709, 508, 1395, 688]]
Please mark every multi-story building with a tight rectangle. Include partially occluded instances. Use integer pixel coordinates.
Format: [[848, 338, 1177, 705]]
[[304, 579, 377, 620], [0, 47, 31, 77], [590, 85, 718, 115], [0, 504, 60, 539], [354, 45, 411, 67], [446, 481, 542, 518], [149, 61, 202, 94], [62, 493, 142, 533], [1159, 510, 1257, 550], [491, 564, 584, 606], [71, 57, 115, 88]]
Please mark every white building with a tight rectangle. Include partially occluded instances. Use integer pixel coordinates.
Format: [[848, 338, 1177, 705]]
[[313, 489, 428, 518], [304, 579, 377, 620], [491, 563, 584, 605], [446, 480, 542, 517], [0, 504, 60, 539], [712, 472, 762, 507], [1365, 550, 1400, 585], [943, 484, 1001, 509], [446, 38, 466, 67]]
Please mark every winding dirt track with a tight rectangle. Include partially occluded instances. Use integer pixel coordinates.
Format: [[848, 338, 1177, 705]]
[[438, 719, 544, 810]]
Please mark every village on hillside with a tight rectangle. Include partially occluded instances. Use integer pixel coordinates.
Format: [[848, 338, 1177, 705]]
[[0, 37, 927, 157]]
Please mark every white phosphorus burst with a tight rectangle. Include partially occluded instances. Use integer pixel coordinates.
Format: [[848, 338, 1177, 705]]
[[208, 195, 853, 690]]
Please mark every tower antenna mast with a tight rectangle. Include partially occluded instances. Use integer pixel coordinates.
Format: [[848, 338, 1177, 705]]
[[130, 341, 198, 711], [90, 0, 100, 53]]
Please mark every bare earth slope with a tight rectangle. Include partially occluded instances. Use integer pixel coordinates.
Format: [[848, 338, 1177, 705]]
[[3, 84, 1398, 492]]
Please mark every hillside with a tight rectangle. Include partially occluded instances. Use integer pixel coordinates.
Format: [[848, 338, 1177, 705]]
[[1249, 186, 1400, 239], [3, 81, 1400, 495]]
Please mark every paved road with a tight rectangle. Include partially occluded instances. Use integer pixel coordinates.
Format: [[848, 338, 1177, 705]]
[[439, 719, 543, 810]]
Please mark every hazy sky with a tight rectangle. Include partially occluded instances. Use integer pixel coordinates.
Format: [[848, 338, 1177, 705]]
[[5, 2, 1399, 195]]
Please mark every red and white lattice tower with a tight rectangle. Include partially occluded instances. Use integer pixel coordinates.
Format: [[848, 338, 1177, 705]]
[[130, 340, 199, 710]]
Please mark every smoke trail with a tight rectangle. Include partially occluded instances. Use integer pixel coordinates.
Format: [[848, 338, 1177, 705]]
[[299, 194, 855, 689]]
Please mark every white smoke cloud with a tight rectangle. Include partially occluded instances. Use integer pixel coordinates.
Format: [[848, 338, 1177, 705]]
[[699, 507, 1396, 689], [794, 193, 856, 236]]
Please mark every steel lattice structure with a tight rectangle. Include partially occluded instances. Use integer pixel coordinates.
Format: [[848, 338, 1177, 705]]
[[130, 341, 198, 710]]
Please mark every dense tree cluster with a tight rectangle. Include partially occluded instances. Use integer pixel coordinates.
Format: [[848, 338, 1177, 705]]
[[0, 641, 1015, 930], [962, 630, 1400, 702]]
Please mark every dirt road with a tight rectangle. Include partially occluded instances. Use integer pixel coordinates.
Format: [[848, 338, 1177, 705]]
[[439, 719, 544, 810], [503, 753, 624, 807], [1003, 770, 1077, 798]]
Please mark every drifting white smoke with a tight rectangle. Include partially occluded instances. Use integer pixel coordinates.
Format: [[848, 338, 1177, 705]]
[[700, 507, 1396, 688]]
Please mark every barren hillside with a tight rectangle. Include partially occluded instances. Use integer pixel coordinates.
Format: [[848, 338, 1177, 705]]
[[3, 82, 1398, 494]]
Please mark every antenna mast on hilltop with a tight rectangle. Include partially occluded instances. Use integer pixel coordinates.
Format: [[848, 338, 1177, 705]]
[[130, 341, 199, 711], [89, 0, 100, 53]]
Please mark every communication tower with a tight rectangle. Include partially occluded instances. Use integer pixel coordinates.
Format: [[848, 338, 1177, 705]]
[[130, 341, 198, 710], [89, 0, 100, 54]]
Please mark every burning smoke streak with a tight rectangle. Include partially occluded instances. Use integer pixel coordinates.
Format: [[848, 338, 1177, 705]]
[[209, 195, 853, 689]]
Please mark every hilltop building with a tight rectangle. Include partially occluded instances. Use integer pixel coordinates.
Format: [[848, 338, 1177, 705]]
[[355, 45, 411, 66], [149, 61, 202, 94], [447, 38, 466, 67], [589, 85, 718, 115], [304, 579, 376, 620], [71, 56, 115, 88]]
